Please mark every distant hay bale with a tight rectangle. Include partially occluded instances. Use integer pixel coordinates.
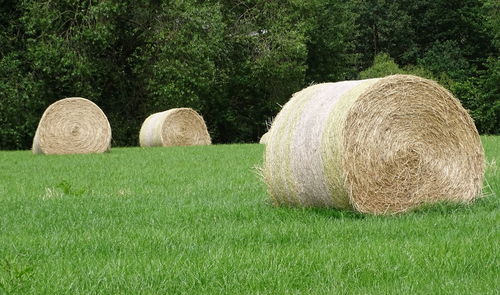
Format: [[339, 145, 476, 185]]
[[259, 132, 269, 144], [139, 108, 211, 147], [32, 97, 111, 155], [264, 75, 484, 214]]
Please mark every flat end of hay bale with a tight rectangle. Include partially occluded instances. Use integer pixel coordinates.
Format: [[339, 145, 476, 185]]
[[343, 74, 484, 214], [32, 97, 112, 155]]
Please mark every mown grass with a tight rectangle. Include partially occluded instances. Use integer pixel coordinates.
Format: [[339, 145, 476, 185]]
[[0, 137, 498, 294]]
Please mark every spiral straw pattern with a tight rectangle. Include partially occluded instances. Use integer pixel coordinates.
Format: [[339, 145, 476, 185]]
[[32, 97, 111, 155]]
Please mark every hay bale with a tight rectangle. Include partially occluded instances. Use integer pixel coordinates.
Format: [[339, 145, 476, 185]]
[[139, 108, 211, 147], [32, 97, 111, 155], [259, 132, 269, 144], [264, 75, 484, 214]]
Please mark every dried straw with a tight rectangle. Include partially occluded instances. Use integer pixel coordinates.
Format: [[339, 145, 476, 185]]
[[264, 75, 484, 214], [32, 97, 111, 155], [139, 108, 211, 147]]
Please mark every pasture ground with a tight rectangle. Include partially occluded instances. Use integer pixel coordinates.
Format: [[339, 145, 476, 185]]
[[0, 136, 498, 294]]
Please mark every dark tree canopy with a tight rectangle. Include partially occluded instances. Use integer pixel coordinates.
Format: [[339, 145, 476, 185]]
[[0, 0, 498, 150]]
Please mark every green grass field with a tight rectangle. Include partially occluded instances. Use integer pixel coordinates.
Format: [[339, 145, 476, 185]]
[[0, 136, 498, 294]]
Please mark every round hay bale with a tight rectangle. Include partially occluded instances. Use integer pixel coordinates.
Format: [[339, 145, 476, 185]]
[[32, 97, 111, 155], [259, 132, 269, 144], [264, 75, 484, 214], [139, 108, 211, 147]]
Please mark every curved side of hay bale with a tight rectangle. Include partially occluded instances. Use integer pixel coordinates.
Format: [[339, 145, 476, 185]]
[[139, 108, 211, 147], [259, 133, 269, 144], [264, 75, 484, 214], [32, 97, 111, 155], [139, 111, 169, 147]]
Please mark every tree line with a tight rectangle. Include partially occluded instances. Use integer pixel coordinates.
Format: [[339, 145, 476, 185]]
[[1, 0, 498, 149]]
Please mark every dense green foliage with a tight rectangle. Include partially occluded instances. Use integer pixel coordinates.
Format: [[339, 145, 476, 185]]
[[0, 138, 497, 293], [1, 0, 498, 149]]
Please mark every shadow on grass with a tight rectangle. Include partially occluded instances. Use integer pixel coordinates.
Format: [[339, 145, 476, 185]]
[[307, 202, 476, 219], [408, 196, 498, 216], [305, 207, 366, 220], [267, 202, 366, 220], [267, 195, 498, 220]]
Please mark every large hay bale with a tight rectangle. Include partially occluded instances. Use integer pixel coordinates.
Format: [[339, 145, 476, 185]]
[[32, 97, 111, 155], [139, 108, 211, 147], [264, 75, 484, 214]]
